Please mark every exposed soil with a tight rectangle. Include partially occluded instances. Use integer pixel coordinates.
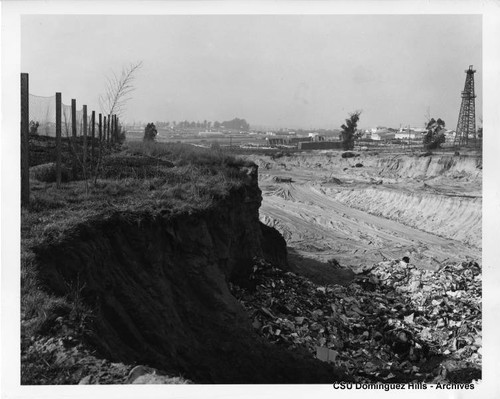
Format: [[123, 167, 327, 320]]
[[251, 151, 481, 272], [26, 174, 350, 384]]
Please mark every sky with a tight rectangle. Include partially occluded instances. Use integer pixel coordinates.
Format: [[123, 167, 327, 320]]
[[21, 14, 482, 130]]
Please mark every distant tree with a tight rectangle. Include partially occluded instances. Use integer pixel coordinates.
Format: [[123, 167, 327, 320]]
[[423, 118, 446, 149], [340, 111, 362, 150], [214, 121, 221, 129], [221, 117, 250, 131], [143, 123, 158, 142], [29, 120, 39, 135]]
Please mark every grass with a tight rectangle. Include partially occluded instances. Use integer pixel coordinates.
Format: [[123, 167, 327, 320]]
[[126, 140, 254, 168], [22, 141, 256, 348]]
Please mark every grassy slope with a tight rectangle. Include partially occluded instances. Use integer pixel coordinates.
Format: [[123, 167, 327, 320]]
[[21, 141, 255, 383]]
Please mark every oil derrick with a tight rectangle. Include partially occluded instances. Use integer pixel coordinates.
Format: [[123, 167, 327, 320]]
[[455, 65, 477, 146]]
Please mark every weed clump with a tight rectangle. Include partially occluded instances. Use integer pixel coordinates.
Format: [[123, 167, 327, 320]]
[[30, 163, 71, 183]]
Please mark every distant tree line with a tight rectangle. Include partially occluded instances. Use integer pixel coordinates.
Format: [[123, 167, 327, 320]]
[[155, 117, 250, 131]]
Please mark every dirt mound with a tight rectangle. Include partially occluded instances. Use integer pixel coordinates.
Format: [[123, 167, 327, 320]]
[[100, 154, 175, 179], [30, 163, 71, 183], [31, 190, 347, 383], [376, 155, 482, 180]]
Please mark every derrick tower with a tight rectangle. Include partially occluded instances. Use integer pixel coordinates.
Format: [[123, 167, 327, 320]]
[[455, 65, 477, 146]]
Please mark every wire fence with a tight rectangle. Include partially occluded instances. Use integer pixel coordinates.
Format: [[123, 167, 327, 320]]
[[29, 93, 88, 137], [21, 73, 122, 206]]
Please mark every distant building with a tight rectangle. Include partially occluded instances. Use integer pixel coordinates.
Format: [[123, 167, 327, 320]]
[[298, 141, 343, 150], [266, 131, 290, 136], [198, 131, 224, 138], [308, 132, 325, 141], [444, 130, 456, 142], [395, 131, 418, 140], [371, 129, 396, 141]]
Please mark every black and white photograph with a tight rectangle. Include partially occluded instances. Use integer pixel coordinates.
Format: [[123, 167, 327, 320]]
[[2, 1, 500, 398]]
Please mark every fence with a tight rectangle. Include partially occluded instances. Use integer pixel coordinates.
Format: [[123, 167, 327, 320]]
[[21, 73, 122, 206]]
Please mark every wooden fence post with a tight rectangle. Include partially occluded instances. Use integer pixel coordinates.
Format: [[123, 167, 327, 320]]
[[71, 99, 77, 177], [110, 114, 114, 144], [99, 113, 102, 142], [98, 113, 103, 171], [91, 111, 95, 164], [116, 116, 119, 142], [21, 73, 30, 207], [103, 115, 107, 146], [107, 114, 111, 145], [83, 105, 87, 169], [55, 92, 62, 188]]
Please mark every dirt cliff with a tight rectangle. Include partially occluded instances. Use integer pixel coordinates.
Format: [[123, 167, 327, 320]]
[[31, 165, 343, 383]]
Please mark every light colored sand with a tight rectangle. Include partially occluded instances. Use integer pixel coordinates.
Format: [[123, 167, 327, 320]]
[[251, 151, 481, 270]]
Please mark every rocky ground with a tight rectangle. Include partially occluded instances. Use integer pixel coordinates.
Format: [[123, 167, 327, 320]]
[[241, 149, 482, 383], [231, 257, 481, 383]]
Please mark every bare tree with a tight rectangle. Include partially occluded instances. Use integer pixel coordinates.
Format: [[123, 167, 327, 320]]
[[99, 61, 143, 118], [92, 62, 143, 186]]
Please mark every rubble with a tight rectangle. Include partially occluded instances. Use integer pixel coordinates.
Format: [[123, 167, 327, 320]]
[[230, 258, 481, 383]]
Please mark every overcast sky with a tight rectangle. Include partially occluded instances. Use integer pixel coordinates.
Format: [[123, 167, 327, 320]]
[[22, 14, 482, 129]]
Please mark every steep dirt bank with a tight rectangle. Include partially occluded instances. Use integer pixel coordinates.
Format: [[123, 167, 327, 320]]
[[329, 187, 481, 248], [252, 152, 481, 183], [374, 154, 482, 180], [30, 169, 344, 383]]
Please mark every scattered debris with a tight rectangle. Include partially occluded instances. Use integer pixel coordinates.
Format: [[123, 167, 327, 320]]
[[231, 258, 481, 383], [342, 152, 357, 159], [324, 176, 343, 185], [273, 176, 293, 183]]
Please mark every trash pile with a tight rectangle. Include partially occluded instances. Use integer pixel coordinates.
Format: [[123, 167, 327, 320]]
[[230, 258, 481, 383]]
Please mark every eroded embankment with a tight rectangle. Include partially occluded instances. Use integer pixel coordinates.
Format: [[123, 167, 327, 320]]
[[330, 187, 481, 248], [31, 170, 344, 384], [374, 154, 482, 180]]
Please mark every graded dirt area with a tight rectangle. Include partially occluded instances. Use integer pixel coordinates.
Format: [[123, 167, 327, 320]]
[[249, 150, 481, 277]]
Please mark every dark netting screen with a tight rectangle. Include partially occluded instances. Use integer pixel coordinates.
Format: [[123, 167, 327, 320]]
[[29, 94, 87, 137]]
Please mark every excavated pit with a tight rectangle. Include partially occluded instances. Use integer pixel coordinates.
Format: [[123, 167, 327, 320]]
[[253, 152, 482, 269], [32, 180, 347, 384]]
